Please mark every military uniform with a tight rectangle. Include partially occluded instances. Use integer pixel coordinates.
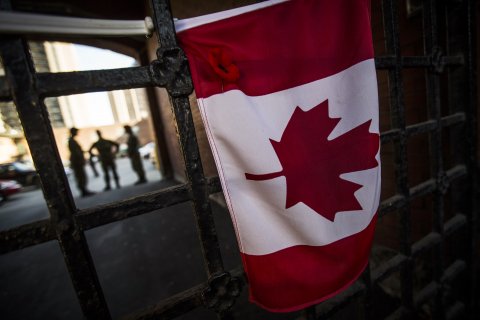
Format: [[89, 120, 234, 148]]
[[90, 136, 120, 190], [68, 129, 93, 197], [127, 132, 147, 184]]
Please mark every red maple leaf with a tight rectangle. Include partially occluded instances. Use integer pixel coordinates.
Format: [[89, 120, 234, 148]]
[[245, 100, 379, 221]]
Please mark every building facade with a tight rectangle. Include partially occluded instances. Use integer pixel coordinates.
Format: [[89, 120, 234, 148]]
[[0, 41, 153, 163]]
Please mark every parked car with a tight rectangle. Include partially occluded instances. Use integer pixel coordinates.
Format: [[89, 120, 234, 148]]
[[0, 179, 22, 202], [0, 162, 39, 187]]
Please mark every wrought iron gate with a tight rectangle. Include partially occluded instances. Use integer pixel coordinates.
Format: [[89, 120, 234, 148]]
[[0, 0, 477, 319]]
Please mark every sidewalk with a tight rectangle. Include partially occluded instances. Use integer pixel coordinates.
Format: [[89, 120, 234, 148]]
[[0, 158, 302, 319]]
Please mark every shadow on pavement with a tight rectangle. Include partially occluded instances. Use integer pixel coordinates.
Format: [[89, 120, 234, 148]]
[[0, 176, 304, 319]]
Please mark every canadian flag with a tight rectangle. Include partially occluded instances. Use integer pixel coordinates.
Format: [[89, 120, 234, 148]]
[[176, 0, 380, 312]]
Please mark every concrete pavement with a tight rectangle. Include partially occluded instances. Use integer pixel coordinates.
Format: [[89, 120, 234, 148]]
[[0, 158, 301, 319]]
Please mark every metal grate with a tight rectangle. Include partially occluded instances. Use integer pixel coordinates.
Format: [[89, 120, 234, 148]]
[[0, 0, 477, 319]]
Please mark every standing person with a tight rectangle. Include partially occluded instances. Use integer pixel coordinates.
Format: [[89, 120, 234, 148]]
[[124, 125, 147, 185], [68, 127, 94, 197], [88, 154, 99, 177], [89, 130, 120, 191]]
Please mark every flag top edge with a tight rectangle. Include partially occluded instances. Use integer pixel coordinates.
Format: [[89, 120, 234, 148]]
[[174, 0, 289, 33]]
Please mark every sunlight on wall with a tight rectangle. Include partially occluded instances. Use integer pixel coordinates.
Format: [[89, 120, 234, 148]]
[[44, 42, 138, 129]]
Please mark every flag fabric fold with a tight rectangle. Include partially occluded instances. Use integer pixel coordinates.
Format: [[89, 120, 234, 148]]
[[176, 0, 380, 312]]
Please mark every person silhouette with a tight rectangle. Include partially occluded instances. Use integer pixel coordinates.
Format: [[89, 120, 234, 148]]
[[88, 154, 99, 177], [124, 125, 147, 185], [68, 127, 94, 197], [89, 130, 120, 191]]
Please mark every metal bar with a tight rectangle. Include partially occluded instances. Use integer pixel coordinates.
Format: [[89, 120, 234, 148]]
[[412, 261, 467, 311], [385, 307, 405, 320], [124, 284, 204, 320], [3, 186, 462, 255], [380, 128, 401, 145], [1, 185, 191, 253], [0, 76, 10, 101], [444, 214, 467, 237], [414, 281, 439, 308], [381, 0, 414, 314], [446, 301, 465, 320], [409, 179, 436, 200], [171, 96, 226, 274], [316, 282, 365, 319], [0, 36, 111, 318], [440, 112, 466, 127], [411, 232, 441, 258], [207, 176, 222, 195], [0, 55, 466, 102], [379, 165, 466, 217], [379, 194, 405, 216], [381, 112, 465, 145], [371, 215, 467, 289], [423, 1, 446, 317], [371, 253, 407, 284], [413, 260, 466, 310], [444, 0, 478, 317], [76, 184, 191, 230], [463, 0, 478, 317], [0, 54, 468, 102], [36, 66, 153, 97], [124, 267, 246, 320], [19, 155, 465, 259], [441, 260, 466, 284], [1, 67, 153, 100], [445, 164, 468, 181], [122, 285, 205, 320], [375, 55, 464, 69], [150, 0, 225, 279], [411, 215, 467, 258], [0, 220, 55, 254]]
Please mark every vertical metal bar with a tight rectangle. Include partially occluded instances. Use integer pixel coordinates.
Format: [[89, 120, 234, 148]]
[[444, 0, 478, 317], [0, 37, 111, 319], [423, 0, 445, 318], [463, 1, 478, 317], [149, 0, 225, 276], [381, 0, 414, 316]]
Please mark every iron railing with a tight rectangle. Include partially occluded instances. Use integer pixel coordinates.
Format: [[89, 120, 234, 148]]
[[0, 0, 477, 319]]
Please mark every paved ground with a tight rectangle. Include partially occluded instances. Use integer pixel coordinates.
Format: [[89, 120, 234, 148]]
[[0, 158, 301, 320], [0, 157, 163, 230]]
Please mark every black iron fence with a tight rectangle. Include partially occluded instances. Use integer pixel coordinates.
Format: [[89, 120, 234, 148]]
[[0, 0, 477, 319]]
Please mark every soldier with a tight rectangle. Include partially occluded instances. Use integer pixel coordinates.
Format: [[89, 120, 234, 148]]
[[124, 125, 147, 185], [89, 129, 120, 191], [88, 154, 99, 177], [68, 127, 94, 197]]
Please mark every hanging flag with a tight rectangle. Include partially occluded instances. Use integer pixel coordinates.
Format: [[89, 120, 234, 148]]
[[176, 0, 380, 312]]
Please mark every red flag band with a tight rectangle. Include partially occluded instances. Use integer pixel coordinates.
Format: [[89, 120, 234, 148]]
[[177, 0, 380, 312]]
